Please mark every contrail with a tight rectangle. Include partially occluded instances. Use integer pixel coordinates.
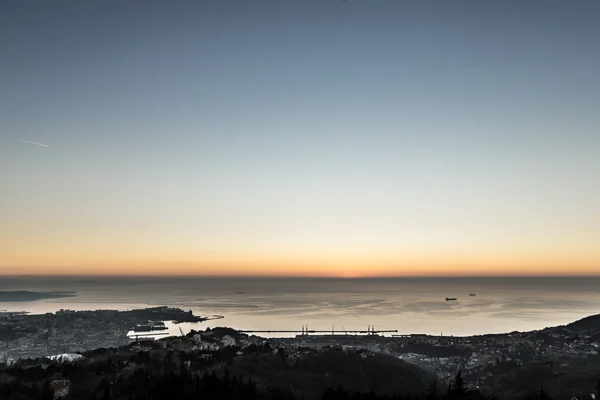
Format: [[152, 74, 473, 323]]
[[20, 139, 49, 147]]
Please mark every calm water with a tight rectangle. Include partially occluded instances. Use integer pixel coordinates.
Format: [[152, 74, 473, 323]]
[[1, 277, 599, 337]]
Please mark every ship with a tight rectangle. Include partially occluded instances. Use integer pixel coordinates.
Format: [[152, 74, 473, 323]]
[[469, 293, 476, 296], [445, 297, 457, 301], [133, 321, 168, 332]]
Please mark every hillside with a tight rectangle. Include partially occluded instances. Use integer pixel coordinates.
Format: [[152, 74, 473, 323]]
[[0, 338, 433, 400], [227, 347, 429, 399], [566, 314, 600, 332]]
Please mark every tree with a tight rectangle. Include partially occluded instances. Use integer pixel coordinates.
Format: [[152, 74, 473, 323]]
[[447, 371, 467, 400], [425, 379, 438, 400], [40, 381, 53, 400], [102, 381, 111, 400], [539, 386, 553, 400], [278, 348, 286, 365]]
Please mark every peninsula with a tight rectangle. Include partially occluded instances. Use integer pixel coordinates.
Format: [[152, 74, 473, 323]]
[[0, 290, 76, 302], [0, 306, 206, 359]]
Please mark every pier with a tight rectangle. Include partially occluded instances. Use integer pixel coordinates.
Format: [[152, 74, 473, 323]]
[[240, 325, 398, 336]]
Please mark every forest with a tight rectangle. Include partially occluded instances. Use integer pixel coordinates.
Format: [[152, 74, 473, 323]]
[[1, 337, 599, 400]]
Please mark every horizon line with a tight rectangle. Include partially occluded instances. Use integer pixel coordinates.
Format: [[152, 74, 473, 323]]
[[2, 273, 600, 279]]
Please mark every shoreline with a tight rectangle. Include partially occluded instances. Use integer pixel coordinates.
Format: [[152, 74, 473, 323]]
[[2, 303, 597, 338]]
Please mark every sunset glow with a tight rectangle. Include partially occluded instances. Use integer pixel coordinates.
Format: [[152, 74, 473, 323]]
[[1, 1, 599, 278]]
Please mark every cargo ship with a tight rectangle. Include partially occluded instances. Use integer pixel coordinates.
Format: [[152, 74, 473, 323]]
[[445, 297, 457, 301], [133, 321, 168, 332]]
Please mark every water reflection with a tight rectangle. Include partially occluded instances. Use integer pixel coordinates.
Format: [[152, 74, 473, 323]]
[[2, 277, 600, 338]]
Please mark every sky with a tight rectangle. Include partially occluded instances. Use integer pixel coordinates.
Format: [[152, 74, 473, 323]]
[[1, 1, 599, 277]]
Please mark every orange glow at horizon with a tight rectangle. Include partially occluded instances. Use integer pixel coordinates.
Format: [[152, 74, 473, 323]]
[[1, 250, 598, 277], [2, 0, 600, 282]]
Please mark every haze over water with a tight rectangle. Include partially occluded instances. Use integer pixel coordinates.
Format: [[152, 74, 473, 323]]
[[2, 277, 599, 338]]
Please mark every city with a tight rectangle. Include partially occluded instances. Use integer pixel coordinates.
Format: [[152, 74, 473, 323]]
[[2, 307, 600, 398]]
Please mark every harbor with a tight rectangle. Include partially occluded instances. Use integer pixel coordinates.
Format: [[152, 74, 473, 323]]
[[240, 325, 398, 337]]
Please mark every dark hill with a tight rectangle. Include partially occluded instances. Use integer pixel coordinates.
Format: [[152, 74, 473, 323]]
[[227, 347, 429, 399], [565, 313, 600, 332]]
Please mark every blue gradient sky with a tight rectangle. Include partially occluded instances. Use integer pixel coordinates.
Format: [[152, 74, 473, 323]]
[[1, 1, 599, 276]]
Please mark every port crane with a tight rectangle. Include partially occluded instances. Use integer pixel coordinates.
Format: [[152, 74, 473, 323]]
[[240, 325, 397, 336]]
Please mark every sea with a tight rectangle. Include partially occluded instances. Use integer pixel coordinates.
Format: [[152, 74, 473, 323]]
[[1, 276, 600, 339]]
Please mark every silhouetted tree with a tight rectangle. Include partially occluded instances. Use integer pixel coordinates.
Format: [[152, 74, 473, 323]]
[[447, 371, 467, 400], [539, 386, 553, 400], [425, 379, 438, 400], [321, 385, 351, 400], [277, 348, 286, 365], [101, 378, 111, 400], [40, 380, 53, 400]]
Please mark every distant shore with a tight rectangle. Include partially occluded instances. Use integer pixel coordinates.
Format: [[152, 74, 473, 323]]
[[0, 290, 76, 302]]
